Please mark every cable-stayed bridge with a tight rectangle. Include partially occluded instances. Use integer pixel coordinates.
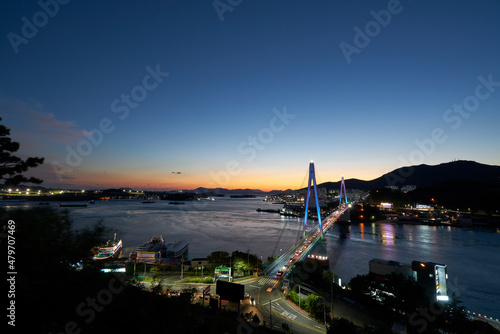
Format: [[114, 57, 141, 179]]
[[263, 162, 349, 278]]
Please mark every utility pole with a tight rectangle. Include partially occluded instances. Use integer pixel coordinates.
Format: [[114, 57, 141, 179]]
[[269, 300, 272, 329], [299, 285, 301, 309], [133, 261, 136, 283], [331, 279, 334, 322], [181, 258, 184, 279], [324, 301, 326, 325]]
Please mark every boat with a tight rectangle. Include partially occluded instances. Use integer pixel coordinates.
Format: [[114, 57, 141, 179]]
[[256, 208, 280, 213], [59, 203, 88, 207], [141, 201, 155, 204], [168, 201, 185, 205], [134, 235, 166, 262], [165, 240, 189, 258], [93, 233, 122, 260]]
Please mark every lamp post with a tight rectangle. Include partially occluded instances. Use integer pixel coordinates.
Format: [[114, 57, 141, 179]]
[[181, 258, 184, 279], [299, 285, 301, 309]]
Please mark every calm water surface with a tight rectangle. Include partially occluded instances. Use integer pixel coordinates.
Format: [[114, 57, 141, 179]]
[[4, 198, 499, 319]]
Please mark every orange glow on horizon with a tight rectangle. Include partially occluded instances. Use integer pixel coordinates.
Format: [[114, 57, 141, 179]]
[[45, 164, 385, 192]]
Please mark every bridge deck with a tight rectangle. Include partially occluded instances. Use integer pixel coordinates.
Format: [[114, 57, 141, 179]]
[[263, 205, 349, 279]]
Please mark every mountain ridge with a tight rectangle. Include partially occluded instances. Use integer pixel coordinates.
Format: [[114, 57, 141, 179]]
[[191, 161, 500, 194]]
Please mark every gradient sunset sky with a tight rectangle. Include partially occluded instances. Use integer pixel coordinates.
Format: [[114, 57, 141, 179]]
[[1, 1, 499, 191]]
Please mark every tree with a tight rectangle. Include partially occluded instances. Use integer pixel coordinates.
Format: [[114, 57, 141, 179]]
[[327, 318, 357, 334], [233, 258, 246, 276], [207, 251, 230, 266], [0, 117, 44, 186]]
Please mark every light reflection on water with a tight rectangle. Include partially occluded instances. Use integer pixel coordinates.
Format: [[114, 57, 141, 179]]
[[325, 220, 500, 320], [2, 198, 499, 319]]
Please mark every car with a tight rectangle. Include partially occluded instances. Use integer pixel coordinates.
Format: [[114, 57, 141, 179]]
[[288, 258, 293, 262], [250, 295, 255, 305], [282, 264, 288, 270]]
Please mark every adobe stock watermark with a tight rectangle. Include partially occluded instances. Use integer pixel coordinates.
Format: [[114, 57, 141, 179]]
[[49, 273, 127, 334], [7, 0, 70, 54], [213, 0, 243, 22], [51, 64, 169, 181], [339, 0, 405, 64], [386, 74, 499, 187], [209, 106, 295, 187]]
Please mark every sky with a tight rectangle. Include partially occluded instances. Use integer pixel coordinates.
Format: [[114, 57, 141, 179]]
[[1, 0, 499, 191]]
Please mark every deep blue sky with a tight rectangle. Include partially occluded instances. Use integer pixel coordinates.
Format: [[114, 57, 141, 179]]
[[1, 0, 499, 190]]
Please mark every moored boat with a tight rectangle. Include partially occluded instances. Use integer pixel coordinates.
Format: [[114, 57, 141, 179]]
[[134, 235, 166, 262], [93, 233, 122, 260], [59, 203, 89, 207]]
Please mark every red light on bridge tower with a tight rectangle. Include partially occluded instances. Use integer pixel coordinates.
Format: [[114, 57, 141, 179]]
[[303, 161, 324, 239]]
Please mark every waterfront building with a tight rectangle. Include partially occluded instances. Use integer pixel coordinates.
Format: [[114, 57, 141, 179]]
[[369, 258, 449, 302], [369, 258, 413, 280], [412, 261, 449, 301]]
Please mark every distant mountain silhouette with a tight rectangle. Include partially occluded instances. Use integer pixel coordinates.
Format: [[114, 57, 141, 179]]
[[317, 160, 500, 191], [192, 187, 269, 195]]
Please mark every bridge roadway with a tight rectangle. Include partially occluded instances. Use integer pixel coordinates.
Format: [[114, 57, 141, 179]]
[[263, 205, 349, 279]]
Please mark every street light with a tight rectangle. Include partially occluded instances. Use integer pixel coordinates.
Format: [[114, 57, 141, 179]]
[[180, 258, 184, 279]]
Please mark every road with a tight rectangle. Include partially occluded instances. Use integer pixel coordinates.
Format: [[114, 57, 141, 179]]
[[264, 206, 348, 280], [243, 276, 327, 334], [142, 275, 327, 334]]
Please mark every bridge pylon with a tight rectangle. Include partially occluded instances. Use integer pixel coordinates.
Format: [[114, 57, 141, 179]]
[[339, 175, 347, 207], [303, 161, 323, 239]]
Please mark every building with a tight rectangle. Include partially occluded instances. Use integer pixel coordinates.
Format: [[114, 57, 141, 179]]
[[190, 258, 209, 269], [412, 261, 449, 301], [369, 258, 449, 302], [379, 202, 393, 210], [369, 258, 413, 280], [215, 266, 232, 282]]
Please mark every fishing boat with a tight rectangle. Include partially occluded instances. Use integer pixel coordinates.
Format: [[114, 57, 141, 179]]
[[93, 233, 122, 260]]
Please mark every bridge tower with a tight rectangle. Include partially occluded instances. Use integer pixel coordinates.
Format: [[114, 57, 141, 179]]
[[303, 161, 323, 239], [339, 175, 347, 207]]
